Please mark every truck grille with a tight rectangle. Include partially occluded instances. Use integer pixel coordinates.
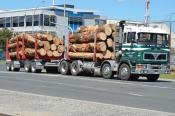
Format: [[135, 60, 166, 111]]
[[144, 53, 167, 61]]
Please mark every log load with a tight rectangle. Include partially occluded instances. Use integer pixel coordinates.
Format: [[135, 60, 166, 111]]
[[8, 33, 64, 59], [69, 24, 119, 60]]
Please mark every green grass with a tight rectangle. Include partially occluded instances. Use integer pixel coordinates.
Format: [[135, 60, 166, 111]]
[[160, 72, 175, 79]]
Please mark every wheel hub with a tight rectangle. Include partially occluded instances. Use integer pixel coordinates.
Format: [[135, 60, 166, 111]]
[[103, 66, 110, 75], [121, 67, 128, 77]]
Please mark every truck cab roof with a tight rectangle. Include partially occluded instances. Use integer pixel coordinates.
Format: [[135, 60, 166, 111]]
[[124, 25, 169, 34]]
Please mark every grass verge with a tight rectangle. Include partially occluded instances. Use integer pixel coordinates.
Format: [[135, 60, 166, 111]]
[[160, 72, 175, 79]]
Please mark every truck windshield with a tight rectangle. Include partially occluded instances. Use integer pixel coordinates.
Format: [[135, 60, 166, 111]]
[[137, 33, 169, 46]]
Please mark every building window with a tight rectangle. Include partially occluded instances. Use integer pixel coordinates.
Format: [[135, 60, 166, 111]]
[[40, 14, 43, 26], [34, 15, 39, 26], [19, 16, 24, 27], [5, 17, 11, 27], [26, 15, 32, 26], [50, 15, 56, 26], [44, 15, 49, 26], [12, 17, 18, 27], [68, 17, 83, 32], [0, 18, 5, 28]]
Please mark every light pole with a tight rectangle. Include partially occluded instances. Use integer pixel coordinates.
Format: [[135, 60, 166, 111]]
[[169, 12, 175, 41], [168, 12, 175, 67]]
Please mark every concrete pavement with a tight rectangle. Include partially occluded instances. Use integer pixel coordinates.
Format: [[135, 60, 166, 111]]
[[0, 89, 174, 116]]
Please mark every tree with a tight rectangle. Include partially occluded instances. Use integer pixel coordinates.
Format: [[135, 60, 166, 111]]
[[0, 28, 13, 50]]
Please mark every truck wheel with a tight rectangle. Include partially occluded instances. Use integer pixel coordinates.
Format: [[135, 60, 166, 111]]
[[146, 74, 159, 82], [24, 61, 31, 72], [31, 63, 42, 73], [11, 61, 20, 72], [101, 63, 114, 79], [70, 61, 82, 76], [118, 63, 131, 81], [60, 61, 69, 75], [6, 62, 11, 71]]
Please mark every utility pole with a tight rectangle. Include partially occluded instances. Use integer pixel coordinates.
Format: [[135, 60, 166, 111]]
[[53, 0, 55, 5], [144, 0, 150, 27]]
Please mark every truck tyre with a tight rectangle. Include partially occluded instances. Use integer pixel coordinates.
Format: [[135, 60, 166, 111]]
[[11, 61, 20, 72], [70, 61, 82, 76], [6, 62, 11, 71], [31, 63, 42, 73], [60, 61, 69, 75], [118, 63, 131, 81], [101, 63, 114, 79], [24, 61, 31, 72], [146, 74, 159, 82]]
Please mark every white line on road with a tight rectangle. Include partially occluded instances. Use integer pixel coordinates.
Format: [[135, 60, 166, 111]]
[[128, 92, 144, 97]]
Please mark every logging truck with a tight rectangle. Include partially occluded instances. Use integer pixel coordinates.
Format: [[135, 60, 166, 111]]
[[6, 21, 170, 81]]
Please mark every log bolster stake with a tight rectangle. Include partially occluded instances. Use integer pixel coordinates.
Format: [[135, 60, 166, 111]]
[[22, 34, 26, 60], [6, 37, 10, 61]]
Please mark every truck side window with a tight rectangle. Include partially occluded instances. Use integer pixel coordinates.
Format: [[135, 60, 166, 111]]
[[127, 32, 135, 43]]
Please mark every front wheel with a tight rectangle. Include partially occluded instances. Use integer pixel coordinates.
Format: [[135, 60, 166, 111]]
[[101, 63, 114, 79], [146, 74, 159, 82], [60, 60, 70, 75], [118, 63, 131, 81]]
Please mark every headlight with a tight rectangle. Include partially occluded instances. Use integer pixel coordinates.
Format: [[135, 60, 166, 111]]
[[136, 64, 145, 71]]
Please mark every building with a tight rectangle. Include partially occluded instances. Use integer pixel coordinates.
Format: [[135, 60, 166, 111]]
[[0, 4, 106, 38]]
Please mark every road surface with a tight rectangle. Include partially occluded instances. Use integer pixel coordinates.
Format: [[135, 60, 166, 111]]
[[0, 68, 175, 115]]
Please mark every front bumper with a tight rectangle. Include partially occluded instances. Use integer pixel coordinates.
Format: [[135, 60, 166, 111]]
[[131, 64, 170, 75]]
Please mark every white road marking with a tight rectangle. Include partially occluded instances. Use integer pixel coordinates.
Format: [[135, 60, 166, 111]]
[[0, 71, 175, 90], [128, 93, 144, 97]]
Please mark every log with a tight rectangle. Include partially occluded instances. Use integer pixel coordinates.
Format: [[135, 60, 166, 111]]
[[25, 34, 36, 44], [97, 24, 112, 36], [38, 48, 47, 57], [70, 42, 107, 52], [53, 37, 64, 45], [38, 40, 44, 47], [25, 48, 35, 57], [46, 34, 53, 41], [53, 51, 61, 57], [69, 52, 104, 60], [96, 32, 107, 41], [9, 51, 22, 58], [51, 44, 57, 51], [107, 38, 113, 48], [70, 32, 107, 43], [103, 50, 114, 59], [57, 45, 65, 53], [77, 26, 97, 33], [8, 41, 22, 49], [47, 50, 53, 57], [43, 41, 51, 50]]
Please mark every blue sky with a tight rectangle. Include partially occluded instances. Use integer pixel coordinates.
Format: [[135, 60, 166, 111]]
[[0, 0, 175, 30]]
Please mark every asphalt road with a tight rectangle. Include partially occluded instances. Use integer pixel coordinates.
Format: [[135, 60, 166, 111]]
[[0, 65, 175, 114]]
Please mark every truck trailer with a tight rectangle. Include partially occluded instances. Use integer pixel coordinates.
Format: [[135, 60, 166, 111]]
[[6, 21, 170, 81]]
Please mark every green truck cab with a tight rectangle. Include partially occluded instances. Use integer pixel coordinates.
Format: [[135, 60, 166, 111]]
[[118, 24, 170, 81]]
